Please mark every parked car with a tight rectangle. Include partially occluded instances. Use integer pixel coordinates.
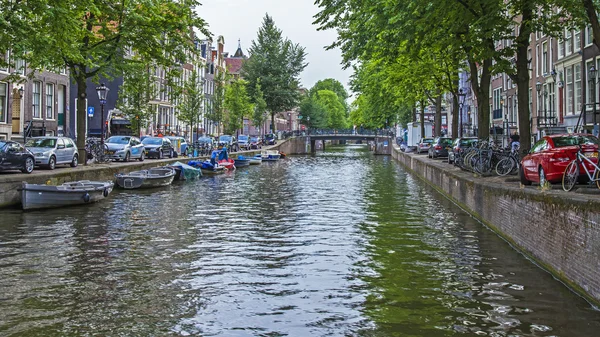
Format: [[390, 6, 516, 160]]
[[249, 135, 262, 149], [166, 136, 189, 156], [25, 136, 79, 169], [218, 135, 238, 151], [428, 137, 453, 158], [416, 137, 434, 154], [448, 137, 479, 164], [105, 136, 145, 162], [264, 133, 277, 145], [142, 137, 174, 159], [520, 134, 600, 186], [238, 135, 250, 150], [0, 140, 35, 174]]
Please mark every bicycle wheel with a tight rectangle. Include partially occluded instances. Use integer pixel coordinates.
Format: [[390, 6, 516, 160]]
[[562, 160, 579, 192], [595, 169, 600, 190], [495, 157, 515, 176]]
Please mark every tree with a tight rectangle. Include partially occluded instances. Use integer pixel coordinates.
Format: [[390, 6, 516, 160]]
[[177, 68, 203, 142], [299, 94, 327, 129], [309, 78, 349, 113], [243, 14, 307, 133], [2, 0, 208, 163], [207, 69, 228, 135], [316, 90, 347, 129], [224, 79, 254, 135], [251, 80, 268, 136], [117, 58, 157, 138]]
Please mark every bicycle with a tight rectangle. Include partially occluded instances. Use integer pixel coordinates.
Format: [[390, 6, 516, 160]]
[[562, 144, 600, 191], [495, 144, 521, 176], [85, 138, 111, 163]]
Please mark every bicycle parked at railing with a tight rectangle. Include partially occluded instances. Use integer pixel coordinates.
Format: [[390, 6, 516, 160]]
[[85, 138, 111, 163], [495, 144, 521, 176], [562, 144, 600, 191]]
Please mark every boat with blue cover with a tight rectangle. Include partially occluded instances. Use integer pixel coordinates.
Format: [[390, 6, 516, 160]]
[[188, 160, 226, 175], [234, 155, 251, 168]]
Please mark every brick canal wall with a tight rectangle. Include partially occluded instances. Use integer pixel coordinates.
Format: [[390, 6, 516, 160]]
[[391, 146, 600, 305]]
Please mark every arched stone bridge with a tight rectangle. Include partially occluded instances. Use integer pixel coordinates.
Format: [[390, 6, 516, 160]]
[[276, 132, 394, 155]]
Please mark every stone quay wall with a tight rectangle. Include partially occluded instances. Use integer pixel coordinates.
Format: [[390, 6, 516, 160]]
[[391, 146, 600, 305]]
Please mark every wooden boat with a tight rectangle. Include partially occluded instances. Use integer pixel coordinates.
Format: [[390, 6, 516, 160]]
[[188, 160, 227, 175], [249, 154, 262, 165], [21, 180, 114, 210], [234, 155, 251, 168], [115, 167, 176, 189], [167, 161, 202, 181], [261, 150, 281, 161]]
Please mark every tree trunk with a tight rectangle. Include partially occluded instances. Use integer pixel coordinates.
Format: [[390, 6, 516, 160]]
[[420, 99, 426, 138], [412, 105, 417, 122], [75, 72, 88, 164], [516, 4, 533, 152], [271, 111, 275, 134], [468, 57, 492, 140], [435, 91, 442, 137], [583, 0, 600, 51], [452, 93, 459, 138]]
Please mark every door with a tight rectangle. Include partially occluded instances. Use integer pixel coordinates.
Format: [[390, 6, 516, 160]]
[[5, 142, 22, 168], [11, 88, 21, 134], [522, 139, 546, 181], [57, 85, 65, 136], [56, 138, 67, 163], [65, 138, 76, 161]]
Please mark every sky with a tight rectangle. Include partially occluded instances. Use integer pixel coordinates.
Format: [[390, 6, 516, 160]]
[[195, 0, 352, 93]]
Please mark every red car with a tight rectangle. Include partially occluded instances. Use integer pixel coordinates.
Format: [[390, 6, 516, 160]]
[[520, 133, 599, 185]]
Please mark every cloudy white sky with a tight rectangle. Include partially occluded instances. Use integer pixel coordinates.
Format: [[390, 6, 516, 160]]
[[196, 0, 352, 93]]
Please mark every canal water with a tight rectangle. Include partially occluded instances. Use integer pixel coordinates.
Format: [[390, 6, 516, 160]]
[[1, 145, 599, 336]]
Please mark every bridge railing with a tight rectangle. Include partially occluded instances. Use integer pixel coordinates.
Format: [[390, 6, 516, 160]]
[[277, 129, 395, 139]]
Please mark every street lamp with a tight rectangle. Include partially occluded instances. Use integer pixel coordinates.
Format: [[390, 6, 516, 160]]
[[307, 116, 310, 135], [588, 66, 598, 135], [458, 88, 466, 137], [95, 83, 109, 145]]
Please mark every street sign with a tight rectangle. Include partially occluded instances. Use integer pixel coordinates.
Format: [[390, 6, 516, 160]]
[[298, 115, 303, 119], [87, 106, 95, 117]]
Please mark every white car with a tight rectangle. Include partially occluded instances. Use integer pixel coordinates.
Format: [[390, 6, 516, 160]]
[[105, 136, 145, 161]]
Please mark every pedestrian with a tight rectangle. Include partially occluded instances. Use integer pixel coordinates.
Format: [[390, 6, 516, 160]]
[[510, 133, 520, 153]]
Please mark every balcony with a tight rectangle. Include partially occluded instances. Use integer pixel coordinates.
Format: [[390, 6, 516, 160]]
[[535, 111, 557, 128]]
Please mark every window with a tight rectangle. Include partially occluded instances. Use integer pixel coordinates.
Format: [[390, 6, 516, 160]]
[[66, 138, 74, 148], [574, 30, 581, 52], [14, 58, 25, 75], [575, 65, 582, 113], [46, 83, 54, 120], [566, 67, 573, 115], [587, 61, 595, 104], [529, 88, 533, 118], [586, 25, 593, 46], [0, 83, 6, 123], [32, 81, 41, 118], [536, 44, 540, 76], [566, 30, 573, 56], [558, 38, 565, 59], [542, 42, 548, 74]]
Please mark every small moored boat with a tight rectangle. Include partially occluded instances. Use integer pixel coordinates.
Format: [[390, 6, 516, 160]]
[[115, 167, 176, 189], [21, 180, 114, 210], [249, 154, 262, 165], [261, 150, 281, 161], [234, 155, 251, 168], [188, 160, 227, 175], [168, 161, 202, 181]]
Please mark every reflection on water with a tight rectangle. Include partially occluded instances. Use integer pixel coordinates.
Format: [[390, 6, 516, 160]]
[[1, 145, 599, 336]]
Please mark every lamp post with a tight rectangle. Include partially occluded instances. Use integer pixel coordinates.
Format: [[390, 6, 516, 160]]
[[501, 92, 507, 146], [287, 112, 292, 131], [95, 83, 109, 146], [307, 116, 310, 135], [589, 66, 598, 136], [458, 88, 466, 137]]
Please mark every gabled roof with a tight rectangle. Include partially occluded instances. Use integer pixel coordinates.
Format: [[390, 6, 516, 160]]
[[225, 58, 243, 74]]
